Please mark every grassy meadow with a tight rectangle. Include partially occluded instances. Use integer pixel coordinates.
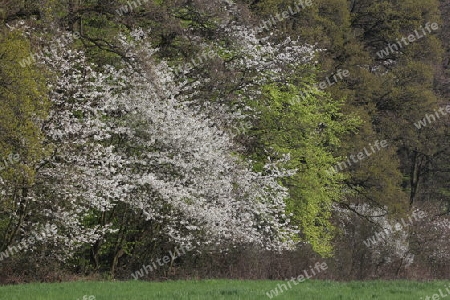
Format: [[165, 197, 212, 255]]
[[0, 279, 447, 299]]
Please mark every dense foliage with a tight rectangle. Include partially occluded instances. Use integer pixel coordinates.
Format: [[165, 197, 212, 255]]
[[0, 0, 448, 281]]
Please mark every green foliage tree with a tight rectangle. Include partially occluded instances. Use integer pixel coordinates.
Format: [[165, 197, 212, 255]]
[[247, 77, 360, 255], [0, 30, 50, 251]]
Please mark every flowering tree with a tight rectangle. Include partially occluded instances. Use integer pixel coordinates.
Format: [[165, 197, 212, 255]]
[[20, 29, 300, 272]]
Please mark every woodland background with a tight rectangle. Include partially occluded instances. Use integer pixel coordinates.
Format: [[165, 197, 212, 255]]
[[0, 0, 449, 283]]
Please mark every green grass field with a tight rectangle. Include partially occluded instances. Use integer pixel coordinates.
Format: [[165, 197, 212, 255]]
[[0, 279, 448, 299]]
